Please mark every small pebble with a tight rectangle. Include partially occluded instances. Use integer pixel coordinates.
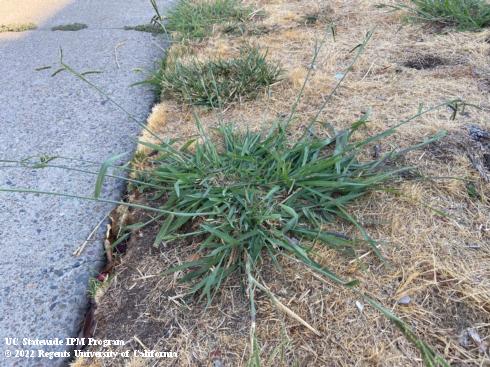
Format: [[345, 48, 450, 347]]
[[397, 295, 411, 305]]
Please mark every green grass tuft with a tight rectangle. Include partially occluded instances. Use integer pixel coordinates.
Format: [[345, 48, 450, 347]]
[[395, 0, 490, 30], [166, 0, 250, 39], [51, 23, 88, 31], [135, 117, 445, 303], [131, 112, 451, 365], [159, 47, 282, 107], [0, 23, 37, 33]]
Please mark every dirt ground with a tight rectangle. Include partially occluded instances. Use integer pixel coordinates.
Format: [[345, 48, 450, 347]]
[[73, 0, 490, 366]]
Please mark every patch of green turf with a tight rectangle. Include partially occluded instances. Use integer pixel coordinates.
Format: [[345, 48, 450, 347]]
[[393, 0, 490, 30], [159, 47, 282, 107], [166, 0, 250, 39], [0, 23, 37, 33], [123, 23, 165, 34], [51, 23, 88, 31]]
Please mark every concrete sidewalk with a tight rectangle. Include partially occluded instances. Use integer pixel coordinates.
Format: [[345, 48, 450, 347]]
[[0, 1, 172, 365]]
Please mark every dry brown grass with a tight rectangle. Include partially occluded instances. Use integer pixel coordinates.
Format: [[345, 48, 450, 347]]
[[77, 0, 490, 366]]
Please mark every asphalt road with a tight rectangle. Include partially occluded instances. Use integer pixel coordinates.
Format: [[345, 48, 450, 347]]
[[0, 1, 172, 365]]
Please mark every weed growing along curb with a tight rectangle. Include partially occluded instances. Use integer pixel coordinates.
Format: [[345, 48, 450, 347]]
[[159, 47, 281, 107], [136, 119, 445, 299], [165, 0, 250, 39], [389, 0, 490, 30]]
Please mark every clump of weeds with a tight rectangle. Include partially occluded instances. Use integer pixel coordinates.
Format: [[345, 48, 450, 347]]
[[159, 47, 282, 107], [165, 0, 251, 39]]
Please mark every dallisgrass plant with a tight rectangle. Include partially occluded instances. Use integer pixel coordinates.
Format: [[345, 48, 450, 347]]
[[392, 0, 490, 30], [134, 114, 454, 367], [137, 118, 445, 298], [159, 47, 282, 107], [165, 0, 250, 39]]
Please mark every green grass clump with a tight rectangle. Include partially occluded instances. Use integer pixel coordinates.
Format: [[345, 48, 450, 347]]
[[132, 115, 450, 365], [136, 119, 444, 301], [398, 0, 490, 30], [166, 0, 250, 39], [159, 48, 281, 107], [51, 23, 88, 31], [0, 23, 37, 33]]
